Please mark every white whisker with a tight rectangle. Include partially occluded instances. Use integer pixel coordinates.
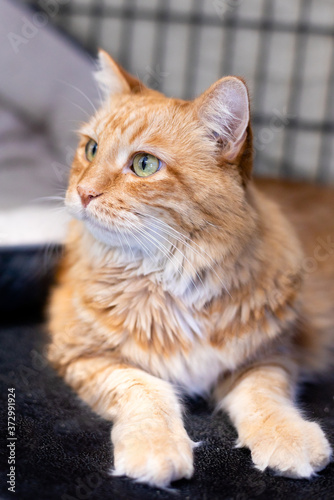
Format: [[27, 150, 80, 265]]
[[57, 79, 98, 115], [118, 221, 135, 261], [63, 97, 93, 120], [136, 213, 230, 296], [136, 221, 205, 288], [31, 196, 66, 204], [122, 215, 201, 296], [114, 224, 126, 256], [121, 222, 156, 262], [143, 214, 217, 262], [121, 214, 164, 261]]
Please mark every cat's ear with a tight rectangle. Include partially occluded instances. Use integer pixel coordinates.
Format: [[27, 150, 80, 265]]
[[95, 49, 145, 98], [196, 76, 250, 161]]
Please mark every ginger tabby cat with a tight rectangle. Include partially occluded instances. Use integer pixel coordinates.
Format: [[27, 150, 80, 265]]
[[48, 50, 334, 487]]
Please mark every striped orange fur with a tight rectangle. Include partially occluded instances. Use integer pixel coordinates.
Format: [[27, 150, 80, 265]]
[[48, 50, 334, 487]]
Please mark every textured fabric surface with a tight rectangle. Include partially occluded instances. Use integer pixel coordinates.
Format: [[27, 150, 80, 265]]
[[1, 248, 334, 500]]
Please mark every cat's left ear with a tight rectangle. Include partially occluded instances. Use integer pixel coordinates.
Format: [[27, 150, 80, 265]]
[[95, 49, 145, 99], [196, 76, 250, 161]]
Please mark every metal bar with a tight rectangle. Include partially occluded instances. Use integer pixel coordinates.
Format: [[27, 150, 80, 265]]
[[252, 0, 275, 173], [278, 0, 312, 177], [252, 114, 334, 133], [150, 0, 171, 92], [117, 0, 136, 69], [220, 5, 239, 76], [86, 0, 105, 53], [183, 0, 203, 99], [53, 5, 334, 38], [56, 0, 72, 33], [316, 37, 334, 182]]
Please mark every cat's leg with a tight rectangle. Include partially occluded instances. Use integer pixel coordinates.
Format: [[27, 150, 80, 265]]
[[64, 357, 194, 487], [215, 364, 332, 478]]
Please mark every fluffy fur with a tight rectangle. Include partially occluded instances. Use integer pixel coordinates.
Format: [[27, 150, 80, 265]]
[[48, 50, 334, 487]]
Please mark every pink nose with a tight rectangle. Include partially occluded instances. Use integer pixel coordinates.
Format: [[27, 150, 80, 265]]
[[77, 185, 103, 208]]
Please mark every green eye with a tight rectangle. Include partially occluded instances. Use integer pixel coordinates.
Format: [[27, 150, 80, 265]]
[[132, 153, 160, 177], [85, 139, 98, 162]]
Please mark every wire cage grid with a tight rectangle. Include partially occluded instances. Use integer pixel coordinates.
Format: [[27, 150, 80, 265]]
[[22, 0, 334, 183]]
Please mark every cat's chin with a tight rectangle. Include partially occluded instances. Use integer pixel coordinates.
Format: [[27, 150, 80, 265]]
[[85, 219, 133, 248]]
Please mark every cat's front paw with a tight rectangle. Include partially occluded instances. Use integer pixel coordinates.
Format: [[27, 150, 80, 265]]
[[111, 423, 194, 487], [244, 417, 332, 478]]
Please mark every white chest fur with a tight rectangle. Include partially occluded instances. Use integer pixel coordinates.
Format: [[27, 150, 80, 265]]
[[81, 245, 270, 395], [121, 338, 225, 396]]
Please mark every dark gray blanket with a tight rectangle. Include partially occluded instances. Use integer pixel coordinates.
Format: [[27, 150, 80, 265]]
[[0, 248, 334, 500]]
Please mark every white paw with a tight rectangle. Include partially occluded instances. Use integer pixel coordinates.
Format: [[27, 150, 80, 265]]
[[245, 418, 332, 478], [111, 424, 194, 487]]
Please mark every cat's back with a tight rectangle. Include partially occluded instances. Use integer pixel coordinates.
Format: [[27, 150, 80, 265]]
[[255, 178, 334, 292], [255, 178, 334, 259], [255, 178, 334, 372]]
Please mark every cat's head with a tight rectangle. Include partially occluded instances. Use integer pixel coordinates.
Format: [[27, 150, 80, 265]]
[[65, 50, 255, 267]]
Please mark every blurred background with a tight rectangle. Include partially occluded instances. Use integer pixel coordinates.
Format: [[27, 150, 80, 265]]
[[0, 0, 333, 246]]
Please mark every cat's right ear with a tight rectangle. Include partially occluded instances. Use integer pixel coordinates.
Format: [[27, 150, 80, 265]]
[[95, 49, 145, 99], [195, 76, 250, 162]]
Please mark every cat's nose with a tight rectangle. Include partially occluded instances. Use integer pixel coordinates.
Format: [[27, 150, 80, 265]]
[[77, 185, 103, 208]]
